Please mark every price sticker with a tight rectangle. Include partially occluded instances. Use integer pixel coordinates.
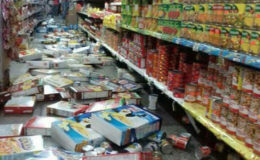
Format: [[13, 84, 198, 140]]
[[192, 43, 200, 52], [175, 38, 181, 44], [232, 57, 241, 63]]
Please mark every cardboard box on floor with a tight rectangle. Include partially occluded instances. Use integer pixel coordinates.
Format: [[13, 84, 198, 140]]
[[66, 5, 77, 25]]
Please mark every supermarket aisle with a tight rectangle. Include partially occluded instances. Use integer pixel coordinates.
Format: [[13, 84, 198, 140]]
[[1, 18, 219, 160]]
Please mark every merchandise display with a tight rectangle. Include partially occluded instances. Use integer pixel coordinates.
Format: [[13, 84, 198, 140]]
[[0, 0, 260, 159]]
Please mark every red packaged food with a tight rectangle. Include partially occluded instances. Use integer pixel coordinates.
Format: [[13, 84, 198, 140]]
[[226, 109, 238, 135], [245, 120, 257, 148], [242, 68, 255, 93], [239, 92, 252, 118], [248, 96, 260, 123], [229, 88, 241, 113], [184, 83, 197, 103], [220, 104, 229, 129], [201, 87, 212, 107], [253, 72, 260, 97], [206, 96, 222, 123], [236, 115, 247, 141]]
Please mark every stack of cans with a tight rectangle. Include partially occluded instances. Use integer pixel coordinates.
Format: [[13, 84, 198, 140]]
[[157, 45, 170, 83]]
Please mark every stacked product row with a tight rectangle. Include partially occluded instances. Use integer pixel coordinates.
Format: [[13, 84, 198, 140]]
[[119, 31, 260, 156], [122, 0, 260, 56]]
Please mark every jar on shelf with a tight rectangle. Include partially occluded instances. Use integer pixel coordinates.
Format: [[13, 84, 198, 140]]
[[249, 31, 260, 56], [240, 30, 251, 54], [243, 4, 255, 29]]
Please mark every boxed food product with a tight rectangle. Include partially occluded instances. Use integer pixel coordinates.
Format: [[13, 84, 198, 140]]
[[112, 92, 141, 105], [62, 72, 88, 82], [24, 116, 62, 136], [19, 49, 42, 61], [0, 135, 44, 159], [51, 113, 104, 152], [31, 69, 60, 76], [91, 105, 161, 146], [36, 85, 61, 101], [0, 124, 23, 138], [83, 152, 152, 160], [84, 98, 121, 113], [69, 85, 112, 100], [4, 96, 36, 114], [9, 79, 43, 97], [44, 75, 74, 88], [26, 61, 51, 69], [47, 101, 88, 117], [24, 148, 83, 160]]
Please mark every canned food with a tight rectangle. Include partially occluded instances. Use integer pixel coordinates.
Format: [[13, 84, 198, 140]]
[[160, 139, 173, 154], [201, 87, 212, 107], [248, 96, 260, 122], [207, 96, 222, 123], [239, 92, 252, 118], [180, 132, 191, 142], [245, 120, 257, 148], [124, 143, 142, 153], [143, 142, 159, 152], [253, 124, 260, 156], [152, 151, 162, 160], [253, 72, 260, 97], [241, 68, 254, 93], [173, 88, 185, 98], [168, 134, 188, 150], [226, 110, 238, 135], [82, 145, 94, 152], [229, 88, 241, 113], [236, 116, 247, 141], [184, 83, 197, 103], [147, 131, 166, 143], [100, 141, 112, 150], [220, 105, 229, 129], [94, 147, 106, 155], [195, 146, 211, 160]]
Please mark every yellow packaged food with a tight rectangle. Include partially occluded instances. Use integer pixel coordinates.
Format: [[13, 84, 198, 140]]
[[207, 4, 214, 24], [220, 27, 229, 48], [223, 4, 233, 26], [133, 5, 141, 17], [243, 4, 255, 29], [197, 4, 208, 23], [228, 28, 241, 51], [213, 4, 224, 24], [240, 30, 251, 53], [249, 31, 260, 56], [232, 4, 246, 27], [196, 24, 206, 43], [254, 4, 260, 30]]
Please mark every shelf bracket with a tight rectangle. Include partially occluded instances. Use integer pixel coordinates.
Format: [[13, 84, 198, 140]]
[[184, 110, 201, 134], [172, 101, 176, 112]]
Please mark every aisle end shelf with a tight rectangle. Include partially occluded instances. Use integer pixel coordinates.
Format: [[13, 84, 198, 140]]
[[121, 24, 260, 70], [79, 26, 259, 160]]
